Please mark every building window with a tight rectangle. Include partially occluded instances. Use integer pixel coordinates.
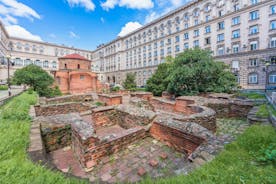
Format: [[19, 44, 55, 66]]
[[160, 40, 164, 47], [205, 15, 210, 22], [232, 60, 239, 70], [175, 35, 180, 43], [218, 21, 224, 30], [270, 20, 276, 30], [233, 4, 240, 11], [271, 56, 276, 64], [251, 0, 258, 5], [167, 47, 172, 54], [175, 45, 180, 52], [184, 23, 189, 29], [250, 41, 258, 51], [232, 29, 240, 38], [248, 73, 258, 84], [217, 47, 224, 55], [194, 19, 199, 25], [80, 75, 85, 80], [249, 25, 259, 35], [250, 11, 259, 20], [24, 59, 32, 66], [193, 40, 199, 47], [43, 61, 49, 68], [218, 10, 224, 17], [217, 33, 224, 42], [271, 5, 276, 14], [205, 26, 211, 33], [232, 44, 240, 53], [271, 37, 276, 48], [184, 43, 189, 49], [232, 16, 240, 25], [205, 37, 211, 45], [194, 29, 199, 37], [167, 38, 171, 44], [14, 58, 23, 66], [52, 61, 57, 69], [269, 72, 276, 84], [249, 59, 258, 67], [184, 33, 189, 40]]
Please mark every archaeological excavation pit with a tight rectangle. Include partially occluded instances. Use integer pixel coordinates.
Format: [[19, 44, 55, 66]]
[[27, 92, 253, 183]]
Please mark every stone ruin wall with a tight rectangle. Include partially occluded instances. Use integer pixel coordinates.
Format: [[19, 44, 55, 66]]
[[34, 103, 92, 116], [39, 94, 93, 105]]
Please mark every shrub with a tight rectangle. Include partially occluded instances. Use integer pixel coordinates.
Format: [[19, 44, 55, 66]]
[[0, 85, 8, 90], [123, 73, 136, 90]]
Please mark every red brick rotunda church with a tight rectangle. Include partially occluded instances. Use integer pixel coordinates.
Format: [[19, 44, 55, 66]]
[[53, 54, 102, 94]]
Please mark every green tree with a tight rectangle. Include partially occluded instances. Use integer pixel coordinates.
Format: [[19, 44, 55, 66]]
[[123, 73, 136, 90], [146, 62, 172, 96], [12, 64, 61, 97], [169, 49, 237, 96], [147, 48, 238, 97]]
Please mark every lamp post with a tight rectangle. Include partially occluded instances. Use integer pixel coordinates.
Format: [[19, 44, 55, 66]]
[[6, 54, 11, 96], [265, 62, 271, 93]]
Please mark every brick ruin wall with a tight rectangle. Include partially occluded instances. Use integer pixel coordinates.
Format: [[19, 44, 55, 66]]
[[98, 95, 122, 106], [130, 93, 153, 101], [40, 94, 93, 105], [207, 101, 253, 118], [72, 127, 146, 169], [41, 124, 71, 152], [150, 122, 205, 155], [34, 103, 91, 116], [91, 108, 122, 129]]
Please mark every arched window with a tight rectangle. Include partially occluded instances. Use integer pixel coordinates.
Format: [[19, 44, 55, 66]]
[[269, 72, 276, 84], [52, 61, 57, 69], [43, 60, 49, 68], [77, 64, 80, 69], [64, 63, 67, 69], [24, 59, 32, 66], [248, 73, 258, 84], [14, 58, 23, 66]]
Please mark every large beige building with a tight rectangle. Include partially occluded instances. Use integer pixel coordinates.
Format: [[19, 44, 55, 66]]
[[1, 0, 276, 90], [93, 0, 276, 90], [0, 21, 93, 82]]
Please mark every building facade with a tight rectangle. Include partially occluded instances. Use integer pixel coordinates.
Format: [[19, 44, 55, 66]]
[[0, 22, 94, 82], [1, 0, 276, 90], [93, 0, 276, 90], [53, 54, 101, 94]]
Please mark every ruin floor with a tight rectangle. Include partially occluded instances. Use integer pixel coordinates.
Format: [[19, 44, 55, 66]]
[[49, 137, 193, 183]]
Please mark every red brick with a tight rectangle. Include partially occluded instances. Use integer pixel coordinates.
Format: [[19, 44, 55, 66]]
[[137, 167, 147, 176], [160, 153, 168, 160], [149, 159, 158, 167]]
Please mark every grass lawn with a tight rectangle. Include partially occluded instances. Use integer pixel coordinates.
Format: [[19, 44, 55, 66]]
[[256, 104, 270, 118], [237, 92, 266, 100], [0, 93, 275, 184], [0, 92, 87, 184]]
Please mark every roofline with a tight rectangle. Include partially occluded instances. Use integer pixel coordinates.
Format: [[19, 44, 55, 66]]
[[10, 36, 92, 53], [94, 0, 201, 51]]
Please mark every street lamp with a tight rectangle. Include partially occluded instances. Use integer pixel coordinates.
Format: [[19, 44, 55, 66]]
[[6, 54, 11, 96]]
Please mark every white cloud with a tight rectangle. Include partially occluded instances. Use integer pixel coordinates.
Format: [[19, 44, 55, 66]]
[[0, 0, 41, 25], [69, 31, 80, 39], [144, 0, 189, 23], [5, 25, 42, 41], [118, 21, 142, 37], [66, 0, 95, 11], [49, 33, 56, 38], [101, 0, 154, 10]]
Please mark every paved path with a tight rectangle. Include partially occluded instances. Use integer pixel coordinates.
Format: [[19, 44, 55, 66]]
[[0, 87, 24, 100]]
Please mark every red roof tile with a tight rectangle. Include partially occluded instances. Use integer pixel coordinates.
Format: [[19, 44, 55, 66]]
[[60, 53, 89, 61]]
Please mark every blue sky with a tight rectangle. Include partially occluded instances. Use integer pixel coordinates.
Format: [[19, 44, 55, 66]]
[[0, 0, 189, 50]]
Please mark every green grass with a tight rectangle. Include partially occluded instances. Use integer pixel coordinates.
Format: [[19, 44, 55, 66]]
[[268, 105, 276, 117], [256, 104, 270, 118], [1, 93, 276, 184], [141, 125, 276, 184], [237, 92, 266, 100], [0, 92, 88, 184], [0, 85, 8, 90]]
